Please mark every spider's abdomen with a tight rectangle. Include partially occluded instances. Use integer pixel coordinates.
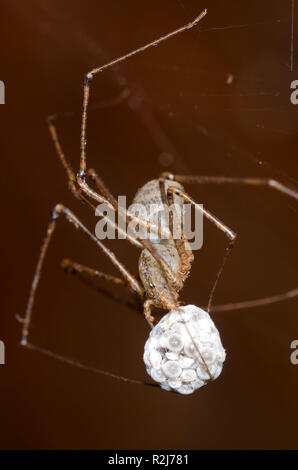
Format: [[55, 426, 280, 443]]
[[139, 241, 180, 309], [129, 179, 194, 309]]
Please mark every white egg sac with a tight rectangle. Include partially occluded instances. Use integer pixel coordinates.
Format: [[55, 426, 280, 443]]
[[143, 305, 226, 395]]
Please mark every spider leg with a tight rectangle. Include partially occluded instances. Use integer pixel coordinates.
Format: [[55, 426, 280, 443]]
[[86, 168, 118, 206], [73, 172, 182, 294], [159, 176, 193, 255], [161, 174, 298, 201], [48, 113, 144, 247], [74, 176, 184, 300], [47, 114, 79, 199], [159, 177, 178, 239], [167, 186, 237, 312], [158, 177, 194, 290], [61, 258, 127, 286], [61, 258, 142, 314], [209, 288, 298, 312], [20, 203, 144, 347], [143, 299, 155, 329], [48, 112, 181, 297]]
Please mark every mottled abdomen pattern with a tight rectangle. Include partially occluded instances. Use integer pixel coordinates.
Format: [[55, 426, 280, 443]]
[[129, 179, 194, 309]]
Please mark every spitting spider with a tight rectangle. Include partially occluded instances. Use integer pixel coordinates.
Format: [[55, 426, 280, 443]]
[[20, 9, 298, 395]]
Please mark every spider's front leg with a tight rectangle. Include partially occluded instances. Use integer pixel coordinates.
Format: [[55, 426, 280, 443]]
[[75, 11, 208, 250], [77, 10, 207, 179], [47, 88, 131, 203]]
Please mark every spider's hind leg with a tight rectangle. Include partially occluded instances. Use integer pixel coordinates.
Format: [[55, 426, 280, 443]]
[[21, 203, 143, 346], [47, 114, 79, 198], [61, 258, 142, 314]]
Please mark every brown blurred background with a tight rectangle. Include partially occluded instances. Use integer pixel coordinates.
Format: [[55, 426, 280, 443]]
[[1, 0, 298, 449]]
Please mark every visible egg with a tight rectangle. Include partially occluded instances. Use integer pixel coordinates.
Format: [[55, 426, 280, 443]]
[[200, 348, 216, 365], [184, 340, 201, 358], [162, 360, 182, 379], [166, 334, 184, 352], [149, 350, 162, 368], [177, 384, 195, 395], [150, 368, 166, 383]]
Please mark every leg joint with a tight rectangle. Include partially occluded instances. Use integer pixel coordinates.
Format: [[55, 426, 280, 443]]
[[51, 203, 64, 221]]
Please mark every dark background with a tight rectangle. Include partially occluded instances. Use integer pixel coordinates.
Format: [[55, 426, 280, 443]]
[[1, 0, 298, 449]]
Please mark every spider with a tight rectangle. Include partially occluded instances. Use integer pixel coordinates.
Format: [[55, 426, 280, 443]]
[[20, 9, 298, 394]]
